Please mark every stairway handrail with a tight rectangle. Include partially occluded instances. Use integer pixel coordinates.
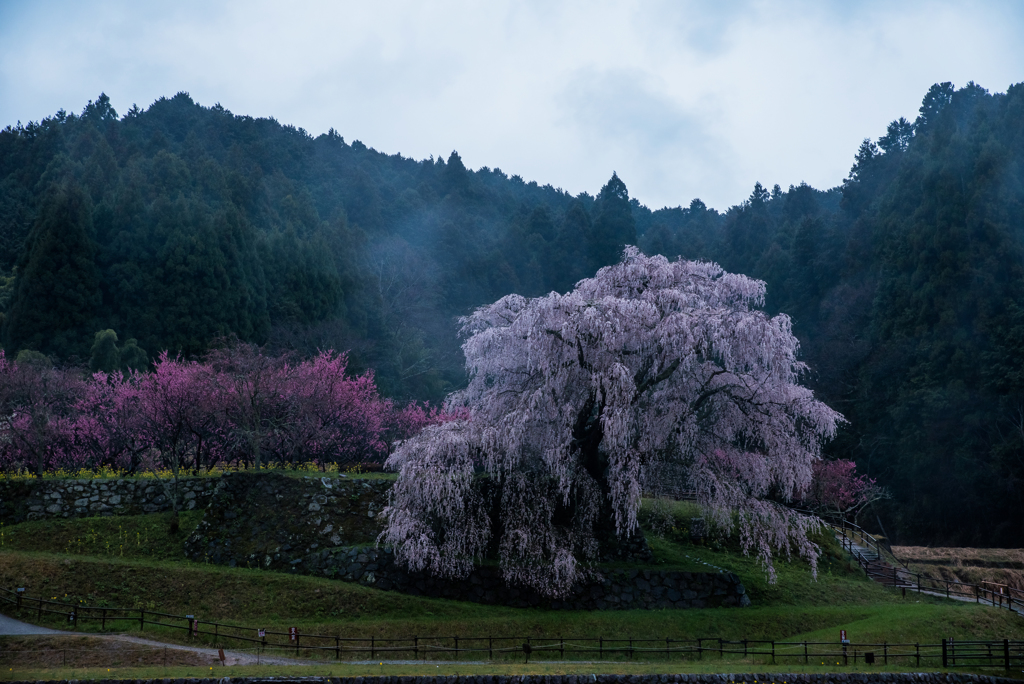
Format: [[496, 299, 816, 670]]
[[828, 522, 1023, 617], [829, 517, 913, 574]]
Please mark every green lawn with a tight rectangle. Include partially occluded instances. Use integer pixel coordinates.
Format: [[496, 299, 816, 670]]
[[1, 507, 1022, 679], [6, 658, 1020, 683]]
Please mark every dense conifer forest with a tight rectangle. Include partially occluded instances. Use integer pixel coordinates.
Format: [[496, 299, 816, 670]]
[[1, 82, 1022, 547]]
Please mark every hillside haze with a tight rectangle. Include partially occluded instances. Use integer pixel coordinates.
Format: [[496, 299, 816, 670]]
[[1, 82, 1023, 547]]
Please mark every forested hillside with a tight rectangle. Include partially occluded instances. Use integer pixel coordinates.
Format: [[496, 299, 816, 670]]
[[0, 93, 634, 400], [1, 82, 1022, 546]]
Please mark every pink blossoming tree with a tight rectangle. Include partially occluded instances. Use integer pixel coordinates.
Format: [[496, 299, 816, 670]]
[[381, 248, 844, 596], [1, 347, 451, 479], [0, 351, 87, 475], [799, 459, 888, 521]]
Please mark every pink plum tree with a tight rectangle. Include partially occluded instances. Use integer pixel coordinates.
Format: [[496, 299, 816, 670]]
[[380, 247, 844, 596], [206, 342, 292, 470], [799, 459, 887, 521], [74, 371, 149, 472], [272, 350, 393, 467], [0, 351, 87, 475]]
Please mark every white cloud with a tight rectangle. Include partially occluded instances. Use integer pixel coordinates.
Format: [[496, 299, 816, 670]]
[[1, 0, 1022, 210]]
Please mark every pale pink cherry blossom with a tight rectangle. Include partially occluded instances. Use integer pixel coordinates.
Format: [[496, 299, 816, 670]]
[[381, 247, 844, 595]]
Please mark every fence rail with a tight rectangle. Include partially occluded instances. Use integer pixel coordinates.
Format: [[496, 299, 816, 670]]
[[829, 520, 1024, 616], [2, 588, 1022, 669]]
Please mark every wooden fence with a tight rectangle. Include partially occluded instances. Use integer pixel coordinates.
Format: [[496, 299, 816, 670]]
[[2, 587, 1022, 669]]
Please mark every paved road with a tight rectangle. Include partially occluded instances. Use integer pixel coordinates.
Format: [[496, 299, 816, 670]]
[[0, 612, 64, 635]]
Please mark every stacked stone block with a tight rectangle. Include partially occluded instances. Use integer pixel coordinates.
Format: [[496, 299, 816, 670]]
[[0, 477, 218, 523]]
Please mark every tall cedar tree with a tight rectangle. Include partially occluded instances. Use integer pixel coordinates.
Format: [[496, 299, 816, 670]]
[[5, 179, 100, 359], [589, 173, 637, 269]]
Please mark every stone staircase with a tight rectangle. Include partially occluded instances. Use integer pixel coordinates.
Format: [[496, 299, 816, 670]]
[[837, 531, 916, 589]]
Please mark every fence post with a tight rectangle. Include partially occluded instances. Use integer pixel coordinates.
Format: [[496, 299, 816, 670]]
[[371, 636, 375, 660], [884, 641, 888, 665], [336, 636, 340, 660], [454, 635, 459, 658], [916, 643, 920, 667], [415, 636, 418, 659], [771, 641, 775, 664], [488, 636, 492, 661], [942, 639, 948, 668], [101, 607, 106, 631], [599, 636, 602, 659], [1004, 639, 1010, 670], [666, 637, 670, 660], [698, 637, 702, 660], [140, 609, 144, 632], [561, 635, 564, 659], [804, 641, 808, 664]]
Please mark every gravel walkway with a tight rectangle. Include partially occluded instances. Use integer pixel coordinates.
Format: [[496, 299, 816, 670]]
[[0, 611, 305, 666], [0, 612, 63, 635]]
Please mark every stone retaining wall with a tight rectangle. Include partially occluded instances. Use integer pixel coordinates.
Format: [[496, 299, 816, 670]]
[[184, 471, 390, 568], [299, 545, 750, 610], [184, 472, 749, 611], [0, 476, 218, 523], [6, 673, 1019, 684]]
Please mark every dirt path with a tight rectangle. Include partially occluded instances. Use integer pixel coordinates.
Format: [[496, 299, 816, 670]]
[[0, 611, 306, 666], [95, 633, 311, 666]]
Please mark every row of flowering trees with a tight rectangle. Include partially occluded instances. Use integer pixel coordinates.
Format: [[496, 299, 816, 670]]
[[0, 344, 454, 477]]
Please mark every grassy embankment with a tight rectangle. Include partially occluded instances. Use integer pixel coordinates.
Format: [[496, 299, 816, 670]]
[[1, 500, 1022, 679]]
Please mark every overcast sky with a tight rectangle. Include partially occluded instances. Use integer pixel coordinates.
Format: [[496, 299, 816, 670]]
[[2, 1, 1023, 211]]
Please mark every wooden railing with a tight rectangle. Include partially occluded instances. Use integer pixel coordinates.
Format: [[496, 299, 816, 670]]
[[2, 587, 1022, 669], [830, 520, 1024, 615]]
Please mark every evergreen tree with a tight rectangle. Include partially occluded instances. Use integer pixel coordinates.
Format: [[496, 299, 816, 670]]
[[5, 178, 101, 359], [119, 337, 149, 373], [89, 329, 120, 373], [589, 173, 636, 268], [551, 199, 593, 292]]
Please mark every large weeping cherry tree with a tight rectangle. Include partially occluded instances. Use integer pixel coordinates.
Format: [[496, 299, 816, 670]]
[[380, 247, 843, 597]]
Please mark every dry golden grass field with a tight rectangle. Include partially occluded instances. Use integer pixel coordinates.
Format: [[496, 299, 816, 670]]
[[892, 546, 1024, 592]]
